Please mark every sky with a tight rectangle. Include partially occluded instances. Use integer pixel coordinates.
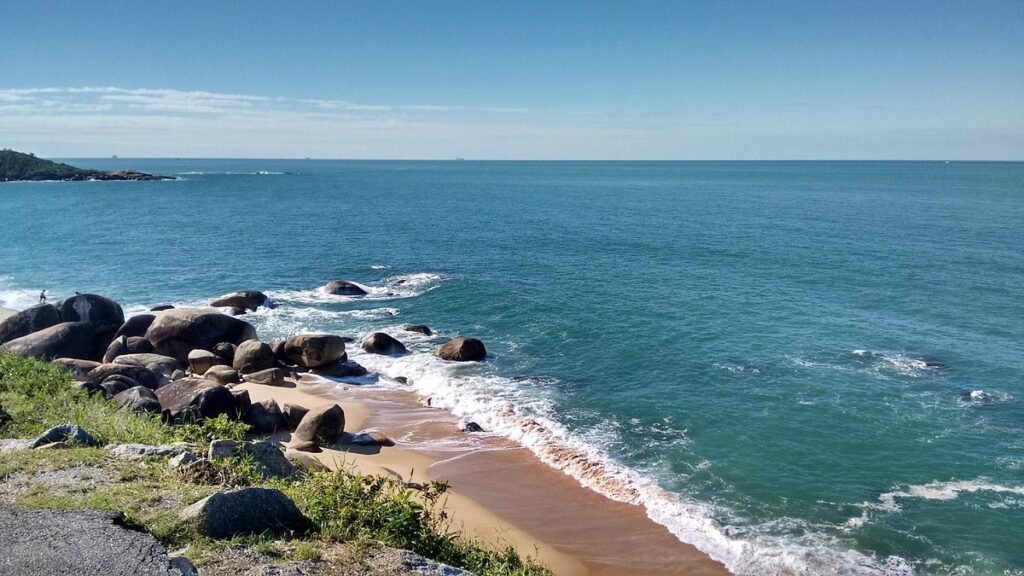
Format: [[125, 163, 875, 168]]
[[1, 1, 1021, 160]]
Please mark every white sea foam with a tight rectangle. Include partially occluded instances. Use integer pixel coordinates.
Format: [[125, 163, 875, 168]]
[[0, 276, 44, 310], [347, 337, 915, 576], [873, 479, 1024, 512], [266, 273, 444, 304], [175, 171, 287, 175]]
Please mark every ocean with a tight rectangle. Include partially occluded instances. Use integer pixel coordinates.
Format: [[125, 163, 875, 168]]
[[1, 160, 1022, 575]]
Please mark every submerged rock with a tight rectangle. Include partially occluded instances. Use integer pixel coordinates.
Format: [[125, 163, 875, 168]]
[[313, 360, 368, 378], [323, 279, 367, 296], [210, 290, 271, 312], [403, 324, 433, 336]]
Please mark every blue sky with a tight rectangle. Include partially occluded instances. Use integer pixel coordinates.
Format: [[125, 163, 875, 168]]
[[1, 1, 1021, 159]]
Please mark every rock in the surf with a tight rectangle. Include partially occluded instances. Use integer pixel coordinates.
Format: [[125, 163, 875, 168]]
[[232, 339, 276, 374], [437, 337, 487, 361], [282, 334, 346, 368], [323, 280, 367, 296], [0, 303, 60, 345], [361, 332, 408, 356], [403, 324, 433, 336], [144, 308, 257, 363], [210, 290, 271, 312], [312, 360, 368, 378]]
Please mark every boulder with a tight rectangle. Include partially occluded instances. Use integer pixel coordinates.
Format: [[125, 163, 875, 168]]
[[232, 339, 275, 374], [0, 303, 60, 345], [312, 360, 368, 378], [170, 369, 185, 381], [210, 290, 271, 312], [102, 336, 130, 363], [168, 451, 199, 469], [323, 279, 367, 296], [281, 403, 309, 429], [100, 375, 140, 398], [187, 349, 224, 376], [125, 336, 154, 354], [144, 308, 257, 363], [55, 293, 124, 356], [110, 353, 180, 377], [112, 386, 162, 414], [282, 334, 346, 368], [211, 342, 236, 363], [31, 423, 99, 448], [293, 404, 345, 446], [225, 307, 246, 316], [242, 367, 284, 386], [244, 399, 287, 433], [107, 442, 192, 459], [51, 357, 100, 380], [75, 381, 105, 396], [86, 363, 161, 390], [208, 439, 295, 478], [205, 364, 241, 385], [461, 421, 484, 433], [230, 389, 251, 418], [154, 378, 235, 423], [180, 487, 307, 538], [437, 337, 487, 362], [350, 430, 395, 447], [361, 332, 408, 356], [0, 321, 97, 360], [113, 314, 155, 339], [149, 304, 174, 312], [403, 324, 433, 336]]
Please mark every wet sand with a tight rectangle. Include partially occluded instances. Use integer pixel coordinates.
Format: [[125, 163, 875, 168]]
[[241, 379, 729, 576]]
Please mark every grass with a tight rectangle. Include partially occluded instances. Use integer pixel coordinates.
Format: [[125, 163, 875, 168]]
[[0, 354, 552, 576]]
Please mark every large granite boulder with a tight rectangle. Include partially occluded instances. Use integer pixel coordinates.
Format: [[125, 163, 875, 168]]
[[437, 337, 487, 361], [293, 404, 345, 446], [187, 349, 224, 376], [361, 332, 408, 356], [113, 314, 156, 339], [102, 336, 130, 364], [232, 339, 275, 374], [110, 353, 181, 378], [0, 303, 60, 345], [204, 364, 241, 385], [112, 386, 162, 414], [56, 294, 124, 355], [0, 322, 97, 360], [211, 342, 236, 363], [86, 363, 161, 390], [180, 488, 307, 538], [243, 399, 288, 433], [51, 357, 101, 380], [242, 367, 284, 386], [144, 308, 257, 363], [100, 375, 140, 399], [154, 378, 235, 422], [282, 334, 346, 368], [323, 280, 367, 296], [210, 290, 271, 312]]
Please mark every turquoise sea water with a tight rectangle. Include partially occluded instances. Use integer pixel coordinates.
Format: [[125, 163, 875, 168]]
[[1, 160, 1022, 575]]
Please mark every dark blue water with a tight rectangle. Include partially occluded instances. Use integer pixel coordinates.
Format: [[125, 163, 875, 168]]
[[2, 160, 1022, 575]]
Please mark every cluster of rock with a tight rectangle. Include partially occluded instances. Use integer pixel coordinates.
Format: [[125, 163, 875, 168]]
[[0, 288, 488, 441]]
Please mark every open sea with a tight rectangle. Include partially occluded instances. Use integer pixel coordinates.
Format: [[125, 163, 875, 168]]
[[1, 159, 1022, 575]]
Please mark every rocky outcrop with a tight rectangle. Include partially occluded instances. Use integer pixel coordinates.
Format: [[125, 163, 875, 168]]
[[0, 321, 97, 360], [154, 378, 236, 423], [437, 337, 487, 361], [232, 339, 275, 374], [282, 334, 346, 368], [0, 303, 60, 345], [210, 290, 271, 312], [180, 487, 307, 538], [361, 332, 408, 356], [323, 280, 367, 296], [293, 404, 345, 447], [144, 308, 257, 363]]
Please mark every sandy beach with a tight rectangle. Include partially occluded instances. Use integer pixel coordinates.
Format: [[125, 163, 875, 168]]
[[239, 378, 729, 576]]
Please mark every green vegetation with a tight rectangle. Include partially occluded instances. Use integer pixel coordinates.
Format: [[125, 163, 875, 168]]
[[0, 354, 551, 576], [0, 149, 100, 181]]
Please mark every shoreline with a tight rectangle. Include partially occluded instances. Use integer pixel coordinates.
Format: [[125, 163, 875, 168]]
[[241, 378, 730, 576]]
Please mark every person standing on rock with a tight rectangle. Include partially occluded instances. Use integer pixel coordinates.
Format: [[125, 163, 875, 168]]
[[39, 290, 47, 303]]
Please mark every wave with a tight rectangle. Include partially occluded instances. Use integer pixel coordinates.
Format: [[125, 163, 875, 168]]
[[266, 273, 445, 305], [175, 171, 288, 175], [347, 335, 914, 576], [0, 276, 43, 310]]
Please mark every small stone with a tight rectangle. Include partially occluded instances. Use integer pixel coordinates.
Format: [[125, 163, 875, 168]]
[[168, 451, 200, 469], [460, 421, 484, 433], [31, 423, 99, 448], [108, 443, 194, 459]]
